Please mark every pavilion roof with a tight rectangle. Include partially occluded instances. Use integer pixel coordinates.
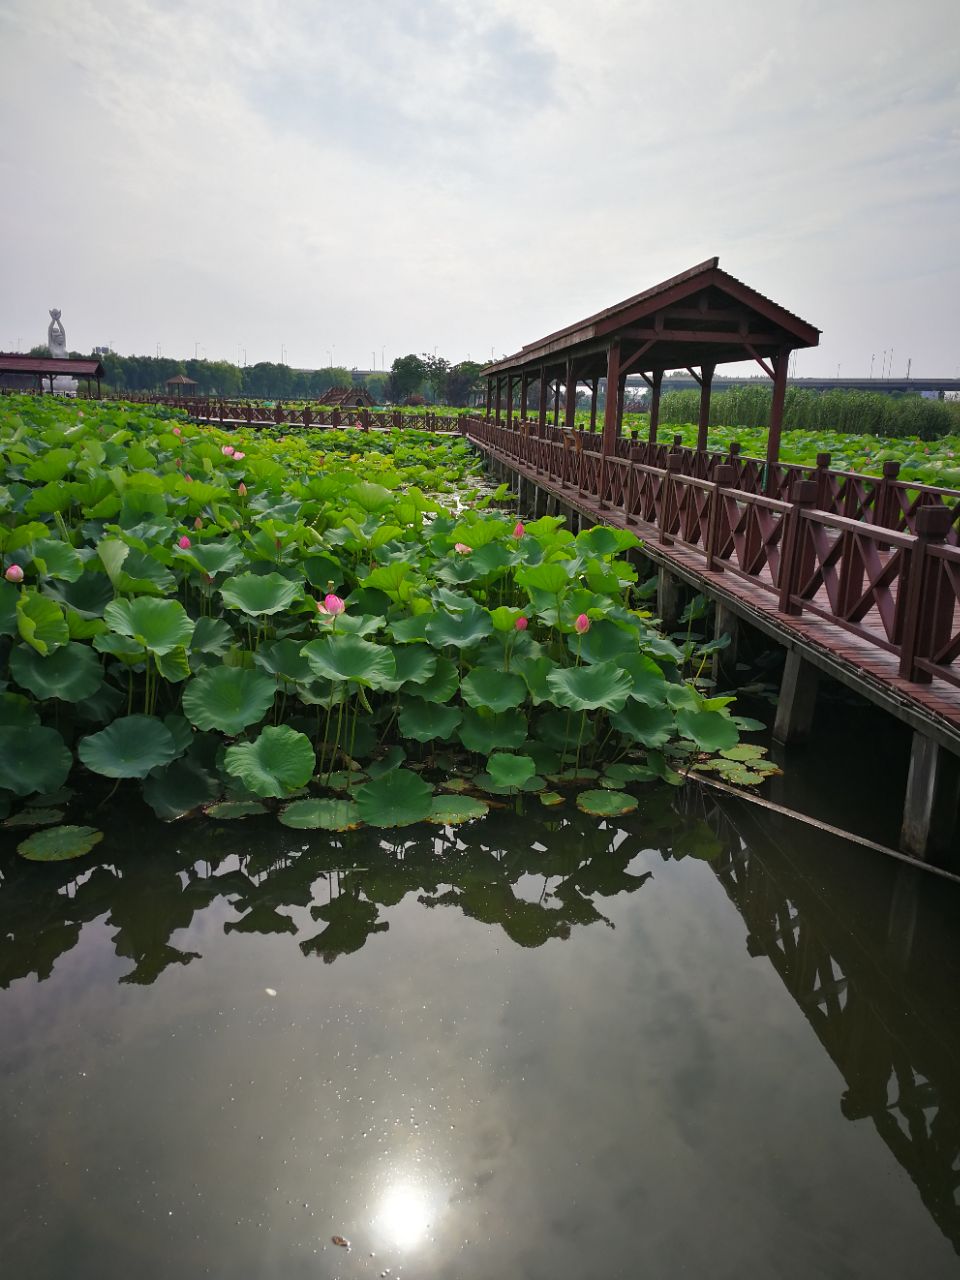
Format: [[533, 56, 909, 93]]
[[482, 258, 820, 378], [165, 374, 198, 385], [0, 354, 105, 377]]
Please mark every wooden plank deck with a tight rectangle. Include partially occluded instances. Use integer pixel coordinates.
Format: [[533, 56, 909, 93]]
[[478, 441, 960, 753]]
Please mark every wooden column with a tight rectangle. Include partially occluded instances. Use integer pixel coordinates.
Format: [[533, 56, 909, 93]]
[[772, 650, 819, 744], [901, 732, 960, 859], [506, 375, 514, 430], [485, 378, 492, 418], [564, 358, 577, 431], [601, 340, 622, 456], [648, 369, 663, 444], [494, 376, 502, 425], [538, 367, 548, 430], [552, 377, 560, 427], [589, 378, 598, 432], [765, 351, 789, 491], [520, 372, 529, 422], [696, 361, 716, 452]]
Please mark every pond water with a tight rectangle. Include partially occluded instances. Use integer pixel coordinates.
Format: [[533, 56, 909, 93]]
[[2, 786, 960, 1279]]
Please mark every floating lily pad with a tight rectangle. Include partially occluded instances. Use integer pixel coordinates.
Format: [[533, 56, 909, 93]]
[[3, 807, 64, 828], [17, 824, 103, 862], [539, 791, 564, 807], [354, 769, 433, 827], [719, 744, 766, 762], [428, 795, 489, 824], [576, 789, 639, 817], [279, 798, 362, 831], [205, 800, 268, 819]]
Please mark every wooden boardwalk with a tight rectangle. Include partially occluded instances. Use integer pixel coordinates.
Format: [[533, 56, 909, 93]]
[[464, 418, 960, 752]]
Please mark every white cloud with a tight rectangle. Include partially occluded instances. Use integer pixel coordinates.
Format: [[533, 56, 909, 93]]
[[1, 0, 957, 375]]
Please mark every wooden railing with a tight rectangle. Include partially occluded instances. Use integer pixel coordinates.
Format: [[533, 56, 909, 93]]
[[465, 416, 960, 691], [110, 396, 463, 432]]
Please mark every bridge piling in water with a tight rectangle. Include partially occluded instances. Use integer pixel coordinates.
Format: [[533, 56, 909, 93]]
[[773, 651, 820, 745]]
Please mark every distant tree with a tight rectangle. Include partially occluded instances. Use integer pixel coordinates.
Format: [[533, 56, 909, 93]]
[[421, 354, 451, 404], [444, 360, 484, 407], [365, 373, 389, 402], [388, 354, 426, 403]]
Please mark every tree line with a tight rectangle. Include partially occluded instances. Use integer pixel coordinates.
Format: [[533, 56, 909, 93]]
[[658, 385, 958, 440]]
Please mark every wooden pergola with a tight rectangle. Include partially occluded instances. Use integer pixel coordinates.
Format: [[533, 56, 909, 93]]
[[481, 258, 820, 472], [165, 374, 199, 398], [0, 354, 105, 398]]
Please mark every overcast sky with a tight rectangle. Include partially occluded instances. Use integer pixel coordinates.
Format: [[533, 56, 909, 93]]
[[1, 0, 958, 376]]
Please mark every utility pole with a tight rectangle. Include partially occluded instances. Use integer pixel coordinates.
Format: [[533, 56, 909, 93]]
[[870, 353, 875, 378], [906, 357, 911, 380]]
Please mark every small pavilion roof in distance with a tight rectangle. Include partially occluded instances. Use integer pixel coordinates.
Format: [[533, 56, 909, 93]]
[[482, 257, 820, 379], [0, 354, 105, 378], [165, 374, 198, 386]]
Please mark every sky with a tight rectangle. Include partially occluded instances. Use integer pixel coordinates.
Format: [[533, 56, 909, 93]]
[[1, 0, 958, 377]]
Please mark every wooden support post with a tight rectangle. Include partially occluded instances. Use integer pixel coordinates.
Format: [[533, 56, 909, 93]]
[[657, 567, 683, 632], [589, 378, 598, 432], [898, 505, 954, 683], [647, 369, 663, 444], [552, 378, 560, 427], [765, 351, 789, 493], [900, 732, 960, 859], [520, 372, 529, 422], [494, 376, 502, 425], [485, 378, 492, 418], [772, 649, 819, 744], [538, 367, 548, 431], [601, 340, 622, 456], [564, 358, 577, 431], [696, 361, 715, 452], [506, 375, 514, 431], [711, 602, 740, 685]]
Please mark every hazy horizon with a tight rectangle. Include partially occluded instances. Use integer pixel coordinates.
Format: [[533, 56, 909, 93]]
[[2, 0, 958, 378]]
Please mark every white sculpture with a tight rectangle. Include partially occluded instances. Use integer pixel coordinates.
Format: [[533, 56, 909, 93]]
[[46, 309, 77, 395]]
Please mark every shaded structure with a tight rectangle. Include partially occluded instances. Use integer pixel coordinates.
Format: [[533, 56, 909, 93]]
[[165, 373, 198, 398], [481, 257, 820, 479], [0, 353, 104, 397], [319, 385, 376, 409]]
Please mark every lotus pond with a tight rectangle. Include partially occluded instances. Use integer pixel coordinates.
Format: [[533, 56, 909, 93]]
[[0, 395, 768, 859]]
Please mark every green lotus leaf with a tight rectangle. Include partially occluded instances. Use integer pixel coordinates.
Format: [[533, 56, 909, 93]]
[[300, 634, 397, 688], [616, 652, 668, 705], [190, 616, 235, 654], [331, 613, 386, 637], [104, 597, 195, 655], [279, 798, 362, 831], [572, 619, 640, 664], [223, 726, 316, 798], [40, 571, 115, 619], [116, 548, 176, 596], [425, 607, 493, 649], [78, 715, 178, 779], [354, 768, 433, 827], [17, 824, 103, 862], [457, 707, 527, 753], [388, 614, 432, 643], [517, 562, 572, 595], [344, 480, 393, 512], [546, 661, 633, 712], [155, 646, 191, 682], [142, 758, 220, 820], [676, 708, 740, 752], [610, 701, 675, 747], [3, 807, 64, 828], [460, 668, 527, 713], [486, 752, 536, 789], [182, 666, 277, 735], [362, 562, 418, 602], [489, 606, 526, 632], [366, 746, 406, 778], [205, 800, 268, 819], [16, 590, 69, 656], [220, 571, 302, 616], [380, 644, 437, 691], [535, 709, 595, 749], [9, 641, 103, 702], [719, 743, 766, 761], [30, 538, 83, 582], [256, 638, 313, 682], [576, 789, 639, 817], [414, 655, 459, 703], [539, 791, 565, 807], [512, 654, 557, 705], [0, 725, 72, 796], [398, 699, 462, 743], [603, 761, 658, 784], [429, 795, 489, 824], [179, 539, 245, 577], [0, 579, 19, 635]]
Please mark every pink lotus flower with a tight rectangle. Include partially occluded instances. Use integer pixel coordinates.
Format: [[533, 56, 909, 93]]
[[172, 426, 182, 436], [185, 474, 193, 482], [454, 542, 472, 554], [513, 521, 525, 538], [317, 593, 345, 616], [177, 535, 191, 549], [175, 457, 182, 468], [515, 616, 528, 631], [193, 516, 203, 530], [237, 482, 248, 497], [221, 444, 235, 456], [233, 450, 245, 460], [574, 613, 590, 634], [4, 564, 24, 583]]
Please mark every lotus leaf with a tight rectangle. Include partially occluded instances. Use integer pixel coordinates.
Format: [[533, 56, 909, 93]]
[[425, 607, 493, 649], [610, 702, 675, 747], [78, 715, 179, 779], [486, 753, 536, 789], [546, 661, 633, 712], [676, 708, 740, 752], [460, 669, 527, 713], [206, 800, 268, 819], [104, 597, 195, 655], [220, 571, 302, 616], [354, 768, 433, 827], [398, 699, 462, 743], [17, 824, 103, 862], [182, 666, 276, 735], [279, 798, 362, 831], [429, 795, 489, 824], [301, 634, 397, 688], [576, 789, 639, 817], [0, 724, 72, 796], [16, 590, 69, 655], [224, 726, 316, 798], [9, 641, 103, 702]]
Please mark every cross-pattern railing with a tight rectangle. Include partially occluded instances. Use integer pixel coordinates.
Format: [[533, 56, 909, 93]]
[[464, 416, 960, 693], [110, 396, 463, 432]]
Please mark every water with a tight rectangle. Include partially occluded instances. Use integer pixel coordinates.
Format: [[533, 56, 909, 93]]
[[2, 789, 960, 1279]]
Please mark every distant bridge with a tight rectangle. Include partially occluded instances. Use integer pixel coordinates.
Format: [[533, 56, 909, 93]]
[[629, 375, 960, 397]]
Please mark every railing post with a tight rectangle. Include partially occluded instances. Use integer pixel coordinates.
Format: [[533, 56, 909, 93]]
[[814, 452, 832, 510], [873, 460, 901, 529], [659, 453, 683, 546], [705, 465, 735, 571], [898, 505, 954, 682], [777, 479, 818, 614]]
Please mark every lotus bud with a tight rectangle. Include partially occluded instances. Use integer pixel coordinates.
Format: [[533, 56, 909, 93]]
[[172, 426, 182, 436], [575, 613, 591, 634], [4, 564, 24, 583], [237, 481, 247, 497], [454, 542, 472, 554], [233, 450, 245, 460], [323, 593, 345, 615], [193, 516, 203, 530], [185, 474, 193, 482], [515, 616, 528, 631], [513, 521, 525, 538], [175, 457, 182, 469], [177, 535, 191, 549], [221, 444, 235, 456]]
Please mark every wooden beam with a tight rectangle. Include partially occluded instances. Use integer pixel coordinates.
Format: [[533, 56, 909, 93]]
[[621, 326, 781, 345], [745, 343, 775, 380], [618, 339, 657, 377], [686, 366, 703, 388]]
